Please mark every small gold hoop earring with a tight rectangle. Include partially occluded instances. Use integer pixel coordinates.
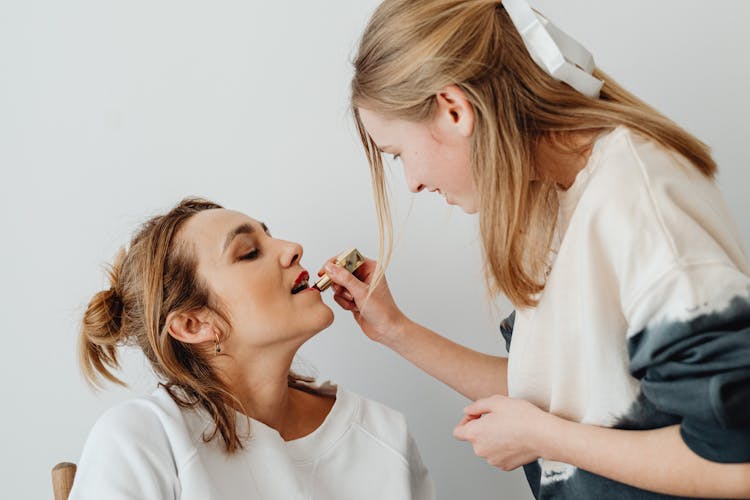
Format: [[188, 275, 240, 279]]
[[214, 332, 222, 354]]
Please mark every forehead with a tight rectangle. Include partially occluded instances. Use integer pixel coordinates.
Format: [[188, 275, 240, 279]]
[[358, 107, 427, 150], [359, 108, 400, 138], [358, 108, 401, 144], [179, 208, 259, 253], [358, 107, 391, 131]]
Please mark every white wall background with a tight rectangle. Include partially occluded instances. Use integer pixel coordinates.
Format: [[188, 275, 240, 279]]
[[1, 1, 748, 499]]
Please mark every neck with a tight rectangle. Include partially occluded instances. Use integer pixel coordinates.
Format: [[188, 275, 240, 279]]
[[217, 339, 304, 436], [536, 130, 601, 189]]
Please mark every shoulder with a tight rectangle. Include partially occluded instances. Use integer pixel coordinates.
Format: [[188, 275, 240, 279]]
[[589, 126, 708, 187], [582, 126, 722, 225], [82, 385, 206, 466], [578, 128, 747, 286], [345, 389, 413, 460], [558, 127, 750, 327], [70, 387, 196, 498], [333, 388, 435, 497], [577, 126, 715, 214], [90, 386, 182, 434], [294, 378, 411, 439]]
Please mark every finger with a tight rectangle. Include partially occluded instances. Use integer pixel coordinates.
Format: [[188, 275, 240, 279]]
[[333, 291, 356, 306], [318, 257, 339, 277], [452, 423, 471, 442], [352, 258, 377, 282], [458, 414, 480, 426], [333, 295, 356, 311], [464, 396, 504, 416], [333, 294, 357, 311], [324, 262, 368, 299]]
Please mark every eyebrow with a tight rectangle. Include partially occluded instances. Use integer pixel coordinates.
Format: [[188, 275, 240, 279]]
[[377, 145, 393, 153], [222, 222, 269, 254]]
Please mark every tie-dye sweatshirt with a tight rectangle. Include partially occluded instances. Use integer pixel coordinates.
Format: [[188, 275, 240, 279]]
[[501, 126, 750, 499]]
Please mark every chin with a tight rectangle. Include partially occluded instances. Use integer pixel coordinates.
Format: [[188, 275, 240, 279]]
[[454, 195, 479, 214], [306, 303, 335, 336], [319, 304, 335, 329], [460, 203, 479, 214]]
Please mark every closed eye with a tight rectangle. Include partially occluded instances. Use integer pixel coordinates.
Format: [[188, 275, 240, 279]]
[[240, 249, 259, 261]]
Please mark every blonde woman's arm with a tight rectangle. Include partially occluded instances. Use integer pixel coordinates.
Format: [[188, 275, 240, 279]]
[[322, 259, 507, 401]]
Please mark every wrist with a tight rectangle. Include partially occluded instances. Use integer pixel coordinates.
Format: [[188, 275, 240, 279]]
[[380, 313, 411, 350], [535, 412, 571, 462]]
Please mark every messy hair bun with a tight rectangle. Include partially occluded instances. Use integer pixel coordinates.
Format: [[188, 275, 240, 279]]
[[79, 248, 127, 386]]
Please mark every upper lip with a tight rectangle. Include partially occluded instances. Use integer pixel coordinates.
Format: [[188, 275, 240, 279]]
[[291, 270, 310, 293]]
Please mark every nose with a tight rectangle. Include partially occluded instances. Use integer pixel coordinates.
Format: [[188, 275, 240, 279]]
[[400, 158, 425, 193], [404, 171, 425, 193], [280, 240, 303, 267]]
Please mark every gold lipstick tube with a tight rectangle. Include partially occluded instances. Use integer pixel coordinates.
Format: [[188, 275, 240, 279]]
[[314, 248, 365, 291]]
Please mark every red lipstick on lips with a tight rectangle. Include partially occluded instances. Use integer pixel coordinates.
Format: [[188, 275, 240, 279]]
[[294, 271, 309, 288], [292, 271, 319, 293]]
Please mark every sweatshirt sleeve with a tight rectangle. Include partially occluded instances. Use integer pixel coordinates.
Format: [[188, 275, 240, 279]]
[[406, 433, 436, 500], [625, 264, 750, 463], [68, 400, 180, 500]]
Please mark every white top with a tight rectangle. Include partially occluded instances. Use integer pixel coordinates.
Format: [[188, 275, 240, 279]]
[[69, 383, 434, 500], [505, 126, 750, 495]]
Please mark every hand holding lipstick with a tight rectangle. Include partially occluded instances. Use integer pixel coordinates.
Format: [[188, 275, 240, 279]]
[[317, 253, 407, 345]]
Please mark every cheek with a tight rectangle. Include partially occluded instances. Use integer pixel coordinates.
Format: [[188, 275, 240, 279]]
[[404, 128, 439, 170], [447, 142, 474, 192], [237, 280, 282, 318], [214, 271, 279, 321]]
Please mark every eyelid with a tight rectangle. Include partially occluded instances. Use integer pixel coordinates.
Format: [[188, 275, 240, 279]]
[[239, 248, 259, 260], [234, 236, 260, 260]]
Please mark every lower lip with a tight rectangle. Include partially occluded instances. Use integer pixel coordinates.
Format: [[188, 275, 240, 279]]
[[296, 286, 319, 295]]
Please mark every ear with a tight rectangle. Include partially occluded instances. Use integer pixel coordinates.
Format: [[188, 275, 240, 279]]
[[166, 308, 218, 345], [434, 84, 475, 138]]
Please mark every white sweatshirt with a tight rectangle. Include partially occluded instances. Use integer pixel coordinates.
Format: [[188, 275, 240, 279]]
[[69, 382, 434, 500]]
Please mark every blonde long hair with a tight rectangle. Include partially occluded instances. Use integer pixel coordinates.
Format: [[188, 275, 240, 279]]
[[80, 198, 304, 453], [351, 0, 716, 307]]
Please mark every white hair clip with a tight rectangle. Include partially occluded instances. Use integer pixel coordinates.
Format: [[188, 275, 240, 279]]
[[503, 0, 604, 98]]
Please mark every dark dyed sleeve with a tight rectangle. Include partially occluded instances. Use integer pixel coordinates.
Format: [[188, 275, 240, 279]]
[[627, 267, 750, 463], [499, 310, 516, 353]]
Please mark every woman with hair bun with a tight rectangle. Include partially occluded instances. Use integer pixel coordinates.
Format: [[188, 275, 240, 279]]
[[70, 198, 434, 500], [320, 0, 750, 498]]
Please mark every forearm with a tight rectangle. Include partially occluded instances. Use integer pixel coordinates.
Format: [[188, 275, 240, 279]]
[[542, 420, 750, 498], [383, 318, 507, 400]]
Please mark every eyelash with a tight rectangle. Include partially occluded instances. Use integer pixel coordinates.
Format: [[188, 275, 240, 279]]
[[240, 249, 259, 261], [392, 154, 401, 161]]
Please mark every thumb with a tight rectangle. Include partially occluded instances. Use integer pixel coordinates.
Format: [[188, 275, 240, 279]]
[[452, 421, 472, 442], [324, 262, 368, 298]]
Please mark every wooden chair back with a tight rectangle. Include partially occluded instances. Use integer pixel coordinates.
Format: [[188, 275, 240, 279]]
[[51, 462, 76, 500]]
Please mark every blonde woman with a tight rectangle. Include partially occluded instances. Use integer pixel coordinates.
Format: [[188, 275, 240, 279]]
[[321, 0, 750, 498], [70, 198, 434, 500]]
